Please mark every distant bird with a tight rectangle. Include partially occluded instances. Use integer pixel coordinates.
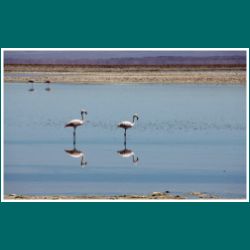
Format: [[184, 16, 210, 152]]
[[65, 109, 88, 145], [65, 147, 87, 167], [45, 80, 51, 91], [28, 80, 35, 92], [117, 113, 139, 144], [117, 148, 139, 164]]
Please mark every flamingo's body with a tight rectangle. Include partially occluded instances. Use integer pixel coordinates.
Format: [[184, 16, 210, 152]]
[[117, 121, 134, 129], [65, 118, 85, 128], [65, 109, 88, 145]]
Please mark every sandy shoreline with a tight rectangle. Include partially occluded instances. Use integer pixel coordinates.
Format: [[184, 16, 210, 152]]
[[4, 192, 225, 200], [5, 194, 183, 200], [4, 64, 246, 84]]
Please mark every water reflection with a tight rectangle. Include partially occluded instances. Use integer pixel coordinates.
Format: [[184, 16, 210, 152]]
[[117, 138, 139, 165], [64, 146, 87, 168], [117, 147, 139, 164]]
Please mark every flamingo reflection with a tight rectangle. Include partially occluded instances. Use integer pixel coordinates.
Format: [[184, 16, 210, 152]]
[[65, 146, 87, 168], [117, 146, 139, 164]]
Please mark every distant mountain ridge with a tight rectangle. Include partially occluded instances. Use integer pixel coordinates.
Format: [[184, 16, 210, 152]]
[[5, 54, 246, 65]]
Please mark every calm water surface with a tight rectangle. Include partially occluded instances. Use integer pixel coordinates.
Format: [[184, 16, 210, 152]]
[[4, 83, 246, 198]]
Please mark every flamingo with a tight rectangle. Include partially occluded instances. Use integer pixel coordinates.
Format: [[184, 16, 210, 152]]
[[65, 109, 88, 145], [45, 80, 51, 91], [28, 80, 35, 92], [117, 113, 139, 145], [65, 147, 87, 167]]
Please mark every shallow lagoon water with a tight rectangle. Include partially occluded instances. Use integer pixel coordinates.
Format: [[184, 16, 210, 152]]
[[4, 83, 246, 198]]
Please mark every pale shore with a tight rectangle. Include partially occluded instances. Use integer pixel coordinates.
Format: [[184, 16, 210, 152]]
[[4, 64, 246, 84], [4, 192, 225, 200]]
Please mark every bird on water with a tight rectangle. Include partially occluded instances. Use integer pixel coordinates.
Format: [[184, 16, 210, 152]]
[[65, 109, 88, 145], [28, 80, 35, 92], [45, 80, 51, 91], [117, 113, 139, 146]]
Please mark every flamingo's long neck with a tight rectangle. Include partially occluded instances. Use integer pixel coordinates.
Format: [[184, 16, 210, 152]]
[[81, 113, 84, 121]]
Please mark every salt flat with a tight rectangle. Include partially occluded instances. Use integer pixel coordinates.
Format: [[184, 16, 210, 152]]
[[4, 64, 246, 84]]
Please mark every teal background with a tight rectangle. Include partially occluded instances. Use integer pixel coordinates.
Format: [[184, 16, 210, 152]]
[[0, 0, 249, 249]]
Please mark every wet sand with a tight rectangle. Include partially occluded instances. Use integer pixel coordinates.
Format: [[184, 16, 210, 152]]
[[4, 64, 246, 84]]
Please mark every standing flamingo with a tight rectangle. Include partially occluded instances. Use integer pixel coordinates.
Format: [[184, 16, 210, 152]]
[[45, 80, 51, 91], [65, 109, 88, 145], [117, 113, 139, 145], [28, 80, 35, 92]]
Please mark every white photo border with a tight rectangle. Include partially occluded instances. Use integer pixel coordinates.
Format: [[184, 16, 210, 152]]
[[1, 48, 249, 203]]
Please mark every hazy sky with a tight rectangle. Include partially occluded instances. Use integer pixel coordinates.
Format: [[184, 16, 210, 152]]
[[5, 50, 246, 60]]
